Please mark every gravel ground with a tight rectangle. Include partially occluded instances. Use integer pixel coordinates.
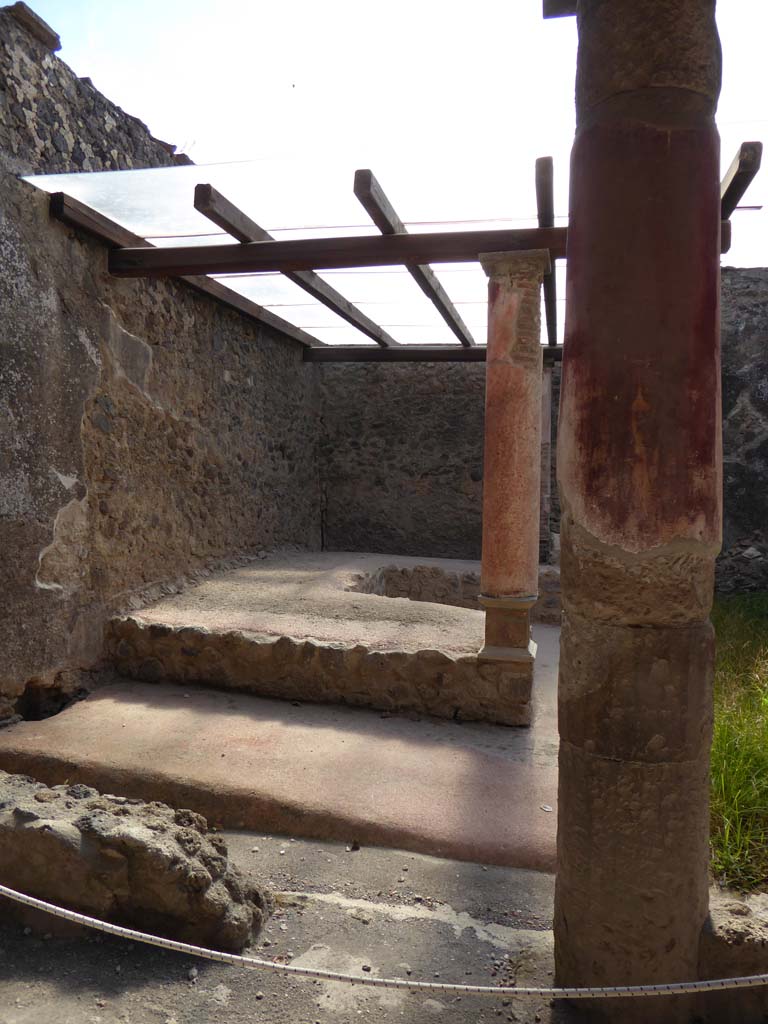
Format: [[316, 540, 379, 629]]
[[0, 830, 573, 1024]]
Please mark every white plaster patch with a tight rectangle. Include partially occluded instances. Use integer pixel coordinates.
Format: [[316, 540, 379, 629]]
[[290, 943, 404, 1013], [423, 998, 448, 1013], [35, 496, 89, 597], [78, 327, 101, 367], [282, 891, 548, 952], [51, 469, 79, 491], [208, 983, 231, 1005], [39, 287, 59, 314], [99, 304, 162, 410]]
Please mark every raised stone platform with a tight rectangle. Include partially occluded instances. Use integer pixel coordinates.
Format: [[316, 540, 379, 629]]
[[0, 625, 559, 870], [106, 552, 560, 726]]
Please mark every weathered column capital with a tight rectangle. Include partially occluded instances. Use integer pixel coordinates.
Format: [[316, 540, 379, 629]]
[[479, 249, 551, 284], [576, 0, 721, 121]]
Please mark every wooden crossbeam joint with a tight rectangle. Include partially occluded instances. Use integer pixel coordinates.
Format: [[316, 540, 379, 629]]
[[543, 0, 577, 17], [354, 169, 476, 348], [49, 192, 321, 348], [720, 142, 763, 220], [194, 184, 399, 348]]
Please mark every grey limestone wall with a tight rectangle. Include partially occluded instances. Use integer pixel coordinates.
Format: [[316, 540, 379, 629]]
[[718, 267, 768, 593]]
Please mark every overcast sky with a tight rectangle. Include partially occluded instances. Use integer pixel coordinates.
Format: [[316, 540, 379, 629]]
[[29, 2, 765, 208], [22, 1, 768, 343]]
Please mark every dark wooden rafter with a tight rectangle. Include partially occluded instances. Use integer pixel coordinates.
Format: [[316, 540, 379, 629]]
[[108, 226, 569, 277], [108, 222, 732, 278], [721, 142, 763, 219], [304, 344, 564, 364], [49, 193, 321, 348], [353, 170, 475, 348], [542, 0, 576, 17], [535, 156, 558, 346], [194, 184, 399, 348]]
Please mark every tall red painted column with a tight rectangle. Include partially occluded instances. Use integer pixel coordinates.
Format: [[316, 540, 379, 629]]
[[554, 2, 722, 1021], [478, 250, 550, 684]]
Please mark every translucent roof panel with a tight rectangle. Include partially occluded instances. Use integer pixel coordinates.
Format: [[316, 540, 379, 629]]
[[25, 158, 575, 346]]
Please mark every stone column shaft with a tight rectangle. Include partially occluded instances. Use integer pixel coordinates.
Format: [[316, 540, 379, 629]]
[[478, 250, 550, 664], [540, 367, 553, 564], [554, 2, 722, 1022]]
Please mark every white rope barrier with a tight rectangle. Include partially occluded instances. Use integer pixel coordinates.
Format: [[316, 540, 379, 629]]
[[1, 882, 765, 1001]]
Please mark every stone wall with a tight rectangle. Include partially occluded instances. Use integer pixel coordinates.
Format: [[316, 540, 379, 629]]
[[0, 169, 321, 718], [0, 3, 188, 176], [718, 267, 768, 593], [317, 362, 486, 559], [1, 0, 765, 732], [0, 4, 321, 717], [317, 361, 556, 564]]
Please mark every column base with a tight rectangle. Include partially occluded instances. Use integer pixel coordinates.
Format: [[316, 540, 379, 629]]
[[477, 638, 537, 664]]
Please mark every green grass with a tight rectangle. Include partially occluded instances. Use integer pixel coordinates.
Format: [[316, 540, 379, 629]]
[[710, 592, 768, 890]]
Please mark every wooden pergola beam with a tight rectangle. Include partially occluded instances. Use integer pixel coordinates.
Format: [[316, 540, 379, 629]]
[[49, 192, 321, 348], [194, 184, 399, 348], [353, 169, 475, 348], [108, 226, 569, 278], [304, 344, 564, 364], [543, 0, 577, 17], [720, 142, 763, 220], [109, 222, 730, 279], [535, 156, 558, 347]]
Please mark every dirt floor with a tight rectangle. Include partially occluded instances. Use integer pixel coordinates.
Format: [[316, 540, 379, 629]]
[[0, 831, 570, 1024]]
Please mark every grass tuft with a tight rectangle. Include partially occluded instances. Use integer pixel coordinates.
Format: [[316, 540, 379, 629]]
[[710, 592, 768, 891]]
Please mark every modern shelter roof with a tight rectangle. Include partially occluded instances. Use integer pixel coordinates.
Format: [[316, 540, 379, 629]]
[[23, 144, 762, 354], [24, 158, 568, 347]]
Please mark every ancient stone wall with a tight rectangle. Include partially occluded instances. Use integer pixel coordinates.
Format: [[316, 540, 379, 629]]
[[317, 360, 557, 564], [317, 362, 486, 559], [0, 3, 188, 176], [0, 170, 321, 718], [0, 4, 321, 717], [718, 267, 768, 593]]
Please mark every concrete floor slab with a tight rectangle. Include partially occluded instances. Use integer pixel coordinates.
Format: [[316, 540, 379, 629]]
[[0, 626, 559, 872], [107, 551, 556, 725]]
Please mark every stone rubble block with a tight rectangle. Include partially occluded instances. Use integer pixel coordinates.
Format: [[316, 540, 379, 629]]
[[698, 888, 768, 1023], [106, 618, 532, 726], [0, 770, 270, 951]]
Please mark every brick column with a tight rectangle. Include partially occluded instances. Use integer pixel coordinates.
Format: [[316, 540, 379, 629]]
[[554, 2, 721, 1021], [478, 250, 550, 674]]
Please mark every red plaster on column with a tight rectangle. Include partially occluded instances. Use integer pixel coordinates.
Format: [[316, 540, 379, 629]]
[[478, 251, 549, 664], [554, 1, 722, 1018]]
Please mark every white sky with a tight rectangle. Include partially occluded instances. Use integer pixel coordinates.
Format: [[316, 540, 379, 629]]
[[24, 1, 768, 344]]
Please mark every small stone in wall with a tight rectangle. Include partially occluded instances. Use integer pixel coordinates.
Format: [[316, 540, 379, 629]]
[[742, 547, 763, 560]]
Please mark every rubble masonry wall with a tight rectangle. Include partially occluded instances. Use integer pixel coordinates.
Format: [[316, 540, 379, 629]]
[[0, 10, 321, 715]]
